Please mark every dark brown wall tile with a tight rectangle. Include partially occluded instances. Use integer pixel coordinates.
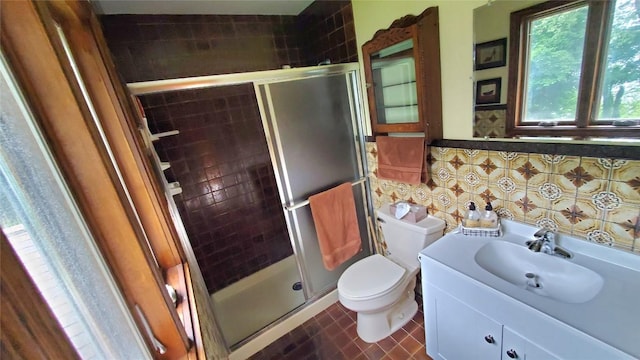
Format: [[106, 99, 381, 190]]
[[102, 1, 358, 293], [296, 0, 357, 66], [101, 14, 303, 82], [140, 85, 292, 292]]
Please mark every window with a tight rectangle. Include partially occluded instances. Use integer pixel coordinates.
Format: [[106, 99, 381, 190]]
[[507, 0, 640, 138], [1, 53, 150, 359]]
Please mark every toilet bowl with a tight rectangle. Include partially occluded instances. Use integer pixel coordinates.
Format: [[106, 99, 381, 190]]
[[337, 204, 445, 343]]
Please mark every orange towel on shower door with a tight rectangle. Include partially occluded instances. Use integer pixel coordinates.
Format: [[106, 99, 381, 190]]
[[309, 183, 362, 271]]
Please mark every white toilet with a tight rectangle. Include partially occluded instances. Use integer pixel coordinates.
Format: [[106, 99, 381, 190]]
[[337, 203, 445, 343]]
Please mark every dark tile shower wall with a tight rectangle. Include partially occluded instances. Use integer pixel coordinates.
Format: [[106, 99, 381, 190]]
[[99, 3, 358, 83], [101, 14, 303, 82], [140, 85, 292, 292], [99, 2, 359, 293], [297, 0, 358, 66]]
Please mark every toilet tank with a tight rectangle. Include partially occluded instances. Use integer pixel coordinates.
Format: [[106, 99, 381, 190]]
[[376, 204, 445, 270]]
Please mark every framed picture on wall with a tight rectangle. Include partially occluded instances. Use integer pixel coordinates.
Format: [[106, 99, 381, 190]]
[[476, 78, 501, 105], [475, 38, 507, 70]]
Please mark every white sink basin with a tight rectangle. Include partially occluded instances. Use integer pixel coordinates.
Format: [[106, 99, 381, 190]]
[[474, 240, 604, 303]]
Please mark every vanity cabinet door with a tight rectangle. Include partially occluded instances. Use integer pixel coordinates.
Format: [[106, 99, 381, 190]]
[[502, 327, 559, 360], [432, 288, 502, 360]]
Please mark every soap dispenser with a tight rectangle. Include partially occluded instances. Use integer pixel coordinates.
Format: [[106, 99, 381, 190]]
[[463, 202, 481, 228], [480, 202, 498, 228]]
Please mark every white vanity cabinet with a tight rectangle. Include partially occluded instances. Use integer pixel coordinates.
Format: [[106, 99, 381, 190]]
[[427, 284, 557, 360], [428, 285, 502, 359], [503, 327, 557, 360], [419, 249, 632, 360]]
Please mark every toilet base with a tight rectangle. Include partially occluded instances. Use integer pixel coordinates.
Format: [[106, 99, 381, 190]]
[[355, 287, 418, 343]]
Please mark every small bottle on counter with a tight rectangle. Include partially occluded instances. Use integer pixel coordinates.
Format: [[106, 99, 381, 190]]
[[480, 202, 498, 228], [463, 202, 481, 228]]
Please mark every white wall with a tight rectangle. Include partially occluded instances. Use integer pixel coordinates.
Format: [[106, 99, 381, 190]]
[[352, 0, 485, 139]]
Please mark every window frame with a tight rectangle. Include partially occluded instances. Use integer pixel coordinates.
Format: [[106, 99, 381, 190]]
[[506, 0, 640, 139]]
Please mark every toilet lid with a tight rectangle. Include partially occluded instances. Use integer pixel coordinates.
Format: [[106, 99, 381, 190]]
[[338, 254, 406, 299]]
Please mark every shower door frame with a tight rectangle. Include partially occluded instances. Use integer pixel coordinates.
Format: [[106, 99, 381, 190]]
[[254, 67, 373, 300], [127, 63, 374, 346]]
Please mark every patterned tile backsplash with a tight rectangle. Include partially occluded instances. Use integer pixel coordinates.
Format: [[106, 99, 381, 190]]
[[474, 106, 506, 138], [366, 143, 640, 254]]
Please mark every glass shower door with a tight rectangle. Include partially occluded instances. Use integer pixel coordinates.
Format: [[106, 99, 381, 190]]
[[257, 70, 372, 298]]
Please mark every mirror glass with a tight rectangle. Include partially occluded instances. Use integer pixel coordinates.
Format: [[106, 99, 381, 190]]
[[370, 38, 419, 124], [472, 0, 544, 138]]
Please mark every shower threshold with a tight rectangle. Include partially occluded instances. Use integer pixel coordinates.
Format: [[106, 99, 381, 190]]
[[211, 255, 306, 347]]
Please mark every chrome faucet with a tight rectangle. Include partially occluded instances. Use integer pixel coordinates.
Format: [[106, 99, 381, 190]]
[[526, 229, 572, 259]]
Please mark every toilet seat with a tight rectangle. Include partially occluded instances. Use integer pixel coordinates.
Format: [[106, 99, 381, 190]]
[[337, 254, 406, 300]]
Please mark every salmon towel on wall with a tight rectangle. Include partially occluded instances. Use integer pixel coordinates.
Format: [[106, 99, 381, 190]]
[[376, 136, 425, 185]]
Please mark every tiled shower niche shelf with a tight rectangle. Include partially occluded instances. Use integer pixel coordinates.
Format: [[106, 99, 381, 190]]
[[140, 116, 182, 196], [168, 182, 182, 196], [149, 129, 180, 142]]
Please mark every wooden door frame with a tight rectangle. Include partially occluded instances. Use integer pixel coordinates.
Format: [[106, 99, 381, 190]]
[[1, 1, 200, 358]]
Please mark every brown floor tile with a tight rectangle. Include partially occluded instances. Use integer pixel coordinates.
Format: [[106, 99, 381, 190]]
[[315, 312, 333, 327], [410, 326, 426, 343], [401, 335, 423, 355], [332, 330, 352, 349], [403, 319, 420, 335], [327, 303, 345, 319], [387, 344, 412, 360], [337, 313, 354, 328], [412, 349, 433, 360], [250, 295, 427, 360], [376, 336, 397, 352], [363, 343, 386, 360], [324, 321, 341, 336], [353, 335, 371, 351], [341, 341, 362, 358], [344, 323, 358, 339], [390, 328, 409, 343]]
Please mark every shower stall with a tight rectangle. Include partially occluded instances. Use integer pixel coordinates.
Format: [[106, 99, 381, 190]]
[[130, 63, 372, 348]]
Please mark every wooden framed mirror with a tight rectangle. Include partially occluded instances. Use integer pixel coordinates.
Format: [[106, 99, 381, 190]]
[[363, 7, 443, 143]]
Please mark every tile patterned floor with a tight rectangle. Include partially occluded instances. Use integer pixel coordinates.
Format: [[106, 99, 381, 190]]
[[250, 296, 431, 360]]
